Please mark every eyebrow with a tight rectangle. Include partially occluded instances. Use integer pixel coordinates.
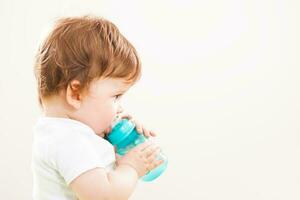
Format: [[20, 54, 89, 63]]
[[115, 83, 131, 94], [116, 89, 127, 94]]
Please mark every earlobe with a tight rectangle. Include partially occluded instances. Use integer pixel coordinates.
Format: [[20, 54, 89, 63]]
[[66, 80, 82, 109]]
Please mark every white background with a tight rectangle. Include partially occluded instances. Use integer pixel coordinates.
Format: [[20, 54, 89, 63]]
[[0, 0, 299, 199]]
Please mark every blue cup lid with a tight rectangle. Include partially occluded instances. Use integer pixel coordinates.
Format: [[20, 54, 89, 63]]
[[107, 119, 136, 145]]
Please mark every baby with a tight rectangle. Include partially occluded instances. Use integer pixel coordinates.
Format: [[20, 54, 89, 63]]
[[31, 15, 163, 200]]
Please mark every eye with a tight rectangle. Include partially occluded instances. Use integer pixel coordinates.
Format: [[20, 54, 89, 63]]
[[114, 94, 123, 100]]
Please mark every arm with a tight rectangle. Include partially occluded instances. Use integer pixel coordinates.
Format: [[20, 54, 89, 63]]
[[107, 164, 139, 199], [70, 164, 138, 200], [70, 141, 163, 200]]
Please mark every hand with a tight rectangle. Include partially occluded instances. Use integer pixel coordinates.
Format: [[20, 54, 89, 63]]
[[104, 112, 157, 138], [116, 140, 164, 177]]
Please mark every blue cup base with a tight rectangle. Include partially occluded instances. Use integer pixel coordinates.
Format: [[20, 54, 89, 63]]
[[141, 159, 168, 182]]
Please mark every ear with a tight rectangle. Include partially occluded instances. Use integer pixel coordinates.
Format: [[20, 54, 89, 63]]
[[66, 80, 83, 110]]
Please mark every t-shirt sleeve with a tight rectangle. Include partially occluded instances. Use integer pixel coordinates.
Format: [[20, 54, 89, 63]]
[[50, 132, 108, 185]]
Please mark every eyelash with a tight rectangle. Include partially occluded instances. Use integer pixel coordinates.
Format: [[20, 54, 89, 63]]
[[114, 94, 122, 100]]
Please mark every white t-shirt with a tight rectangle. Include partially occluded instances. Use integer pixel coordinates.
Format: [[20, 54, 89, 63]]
[[31, 116, 116, 200]]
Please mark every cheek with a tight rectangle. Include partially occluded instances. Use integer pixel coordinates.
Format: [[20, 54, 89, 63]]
[[94, 101, 118, 131], [76, 100, 108, 133], [107, 101, 118, 122]]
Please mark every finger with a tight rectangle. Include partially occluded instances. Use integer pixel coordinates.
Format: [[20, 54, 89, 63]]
[[143, 145, 157, 157], [135, 140, 154, 151], [152, 159, 164, 169], [149, 131, 157, 137], [142, 143, 159, 157], [140, 143, 157, 154], [135, 124, 143, 134], [130, 119, 140, 128], [143, 127, 151, 138], [147, 159, 164, 171], [146, 146, 161, 160], [119, 113, 133, 120]]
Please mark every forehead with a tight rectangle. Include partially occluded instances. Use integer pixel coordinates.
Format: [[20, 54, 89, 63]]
[[89, 78, 132, 94]]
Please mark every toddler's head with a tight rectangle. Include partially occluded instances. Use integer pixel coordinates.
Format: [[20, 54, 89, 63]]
[[34, 16, 141, 136]]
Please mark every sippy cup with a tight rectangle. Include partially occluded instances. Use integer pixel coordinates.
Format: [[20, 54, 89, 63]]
[[106, 118, 168, 182]]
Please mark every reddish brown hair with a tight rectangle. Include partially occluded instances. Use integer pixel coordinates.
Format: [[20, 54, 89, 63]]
[[34, 15, 141, 106]]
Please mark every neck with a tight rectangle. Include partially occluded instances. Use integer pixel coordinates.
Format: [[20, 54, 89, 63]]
[[41, 94, 70, 118]]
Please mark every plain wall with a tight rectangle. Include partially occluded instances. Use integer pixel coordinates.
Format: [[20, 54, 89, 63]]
[[0, 0, 299, 199]]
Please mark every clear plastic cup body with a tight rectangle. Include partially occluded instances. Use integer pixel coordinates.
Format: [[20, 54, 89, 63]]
[[107, 119, 168, 181]]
